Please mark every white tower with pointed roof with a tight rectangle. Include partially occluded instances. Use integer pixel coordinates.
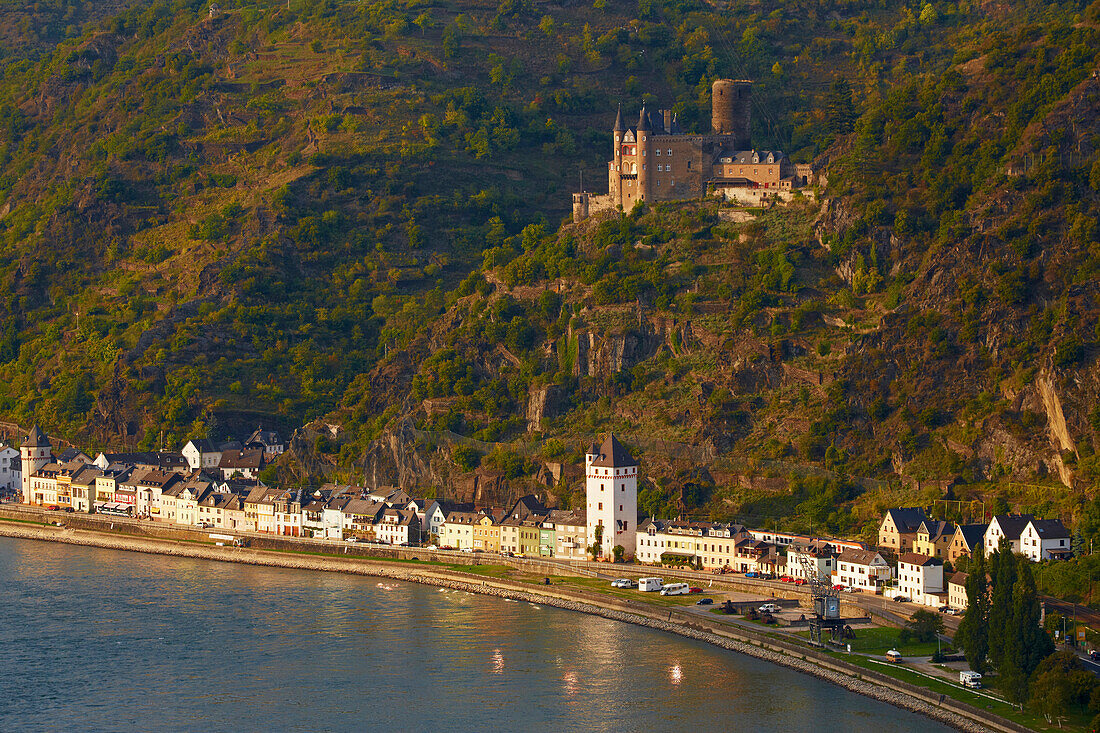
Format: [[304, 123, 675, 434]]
[[585, 434, 638, 560], [20, 425, 52, 504]]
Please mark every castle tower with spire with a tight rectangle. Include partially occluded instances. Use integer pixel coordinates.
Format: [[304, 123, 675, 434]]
[[585, 434, 638, 560], [20, 425, 51, 504]]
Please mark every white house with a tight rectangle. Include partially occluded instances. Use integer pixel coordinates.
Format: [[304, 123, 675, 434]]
[[832, 549, 892, 592], [441, 511, 479, 549], [1019, 519, 1072, 561], [375, 508, 420, 546], [182, 439, 224, 471], [586, 434, 638, 560], [0, 443, 21, 493], [896, 552, 945, 607], [786, 542, 836, 583], [983, 514, 1035, 555]]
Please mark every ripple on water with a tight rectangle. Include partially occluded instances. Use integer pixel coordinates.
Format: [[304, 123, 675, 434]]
[[0, 537, 953, 733]]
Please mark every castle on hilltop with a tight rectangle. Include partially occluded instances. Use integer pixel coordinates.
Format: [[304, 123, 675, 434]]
[[572, 80, 813, 221]]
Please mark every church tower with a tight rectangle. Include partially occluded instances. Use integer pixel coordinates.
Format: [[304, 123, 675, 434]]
[[585, 434, 638, 560], [20, 425, 51, 504]]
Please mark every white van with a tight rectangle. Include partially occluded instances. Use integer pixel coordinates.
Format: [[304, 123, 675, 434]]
[[638, 577, 664, 592], [959, 671, 982, 689], [660, 582, 690, 596]]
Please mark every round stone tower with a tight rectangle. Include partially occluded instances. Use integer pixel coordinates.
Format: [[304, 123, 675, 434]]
[[712, 79, 752, 149], [636, 104, 651, 204]]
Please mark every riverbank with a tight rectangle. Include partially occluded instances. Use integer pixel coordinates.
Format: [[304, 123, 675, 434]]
[[0, 520, 1014, 733]]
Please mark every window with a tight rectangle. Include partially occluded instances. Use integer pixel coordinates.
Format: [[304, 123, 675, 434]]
[[598, 503, 603, 510], [655, 149, 660, 155]]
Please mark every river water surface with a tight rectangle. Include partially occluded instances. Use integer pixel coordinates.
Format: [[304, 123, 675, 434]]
[[0, 536, 948, 732]]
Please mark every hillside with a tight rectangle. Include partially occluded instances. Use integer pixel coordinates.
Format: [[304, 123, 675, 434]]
[[1, 0, 1100, 537]]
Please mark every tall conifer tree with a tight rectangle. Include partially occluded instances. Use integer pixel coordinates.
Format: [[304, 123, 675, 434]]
[[987, 537, 1016, 669], [957, 548, 989, 673]]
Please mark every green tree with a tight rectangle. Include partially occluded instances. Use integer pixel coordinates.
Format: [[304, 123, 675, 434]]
[[957, 549, 989, 673], [1029, 651, 1097, 724], [1001, 559, 1054, 703], [588, 522, 604, 559], [899, 609, 944, 644], [824, 78, 857, 137], [612, 544, 625, 563], [987, 538, 1017, 670]]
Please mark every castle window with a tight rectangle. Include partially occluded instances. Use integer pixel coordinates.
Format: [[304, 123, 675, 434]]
[[655, 149, 660, 155], [687, 161, 691, 170], [667, 149, 672, 155]]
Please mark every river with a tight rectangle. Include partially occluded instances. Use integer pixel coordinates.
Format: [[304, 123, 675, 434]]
[[0, 536, 948, 731]]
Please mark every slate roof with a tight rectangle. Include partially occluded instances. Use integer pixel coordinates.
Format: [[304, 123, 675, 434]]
[[990, 514, 1036, 541], [918, 520, 956, 541], [246, 428, 282, 447], [1028, 518, 1070, 540], [589, 433, 636, 468], [955, 524, 987, 550], [22, 425, 49, 449], [884, 507, 928, 533]]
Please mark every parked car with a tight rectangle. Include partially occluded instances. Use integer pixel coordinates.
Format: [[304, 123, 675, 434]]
[[1089, 650, 1100, 661], [611, 578, 634, 588], [892, 595, 911, 603], [46, 505, 60, 511], [696, 598, 714, 606], [793, 578, 807, 586], [688, 587, 703, 594], [758, 603, 780, 614], [744, 571, 759, 578], [460, 547, 473, 553], [942, 607, 960, 615], [345, 537, 358, 543], [832, 584, 845, 591], [779, 575, 793, 583]]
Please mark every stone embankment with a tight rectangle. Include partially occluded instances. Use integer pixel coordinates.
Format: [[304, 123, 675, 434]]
[[0, 521, 1011, 733]]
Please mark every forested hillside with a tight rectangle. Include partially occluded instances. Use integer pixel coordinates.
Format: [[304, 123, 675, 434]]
[[1, 0, 1099, 535]]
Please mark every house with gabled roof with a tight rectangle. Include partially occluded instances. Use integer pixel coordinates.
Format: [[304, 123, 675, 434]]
[[878, 507, 928, 553], [832, 549, 892, 592], [218, 449, 264, 480], [182, 439, 223, 471], [245, 427, 285, 457], [897, 552, 945, 607], [913, 520, 956, 559], [68, 465, 103, 513], [984, 514, 1036, 555], [1020, 518, 1072, 562], [948, 572, 969, 610], [947, 523, 987, 563]]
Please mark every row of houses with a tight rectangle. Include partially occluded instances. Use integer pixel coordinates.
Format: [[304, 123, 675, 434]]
[[879, 508, 1071, 563]]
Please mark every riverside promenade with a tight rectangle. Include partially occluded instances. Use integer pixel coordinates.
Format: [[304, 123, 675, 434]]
[[0, 512, 1026, 733]]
